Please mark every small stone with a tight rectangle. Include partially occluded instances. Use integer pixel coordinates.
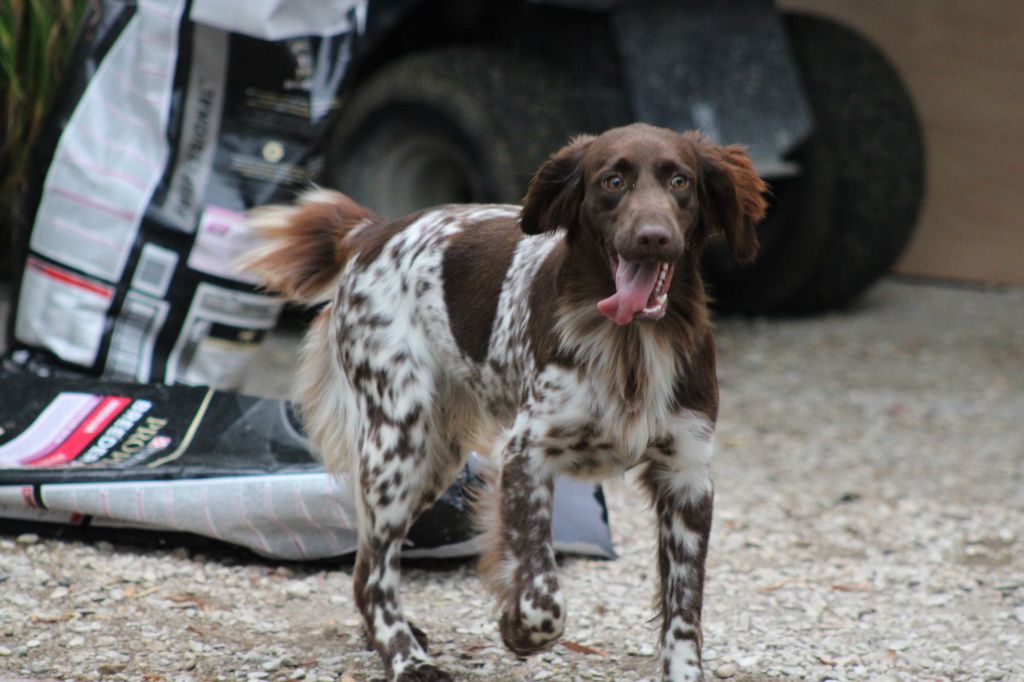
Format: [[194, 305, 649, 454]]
[[16, 533, 39, 545], [98, 663, 126, 674], [0, 646, 11, 656], [737, 655, 760, 668], [285, 582, 312, 599], [715, 663, 738, 678], [49, 586, 70, 600], [262, 658, 283, 672], [26, 638, 42, 648], [247, 672, 270, 680], [628, 643, 655, 657]]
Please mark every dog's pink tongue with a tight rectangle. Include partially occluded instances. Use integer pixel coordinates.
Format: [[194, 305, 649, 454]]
[[597, 257, 660, 325]]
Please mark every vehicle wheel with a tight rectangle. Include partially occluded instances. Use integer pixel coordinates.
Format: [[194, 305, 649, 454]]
[[323, 47, 613, 219], [705, 12, 925, 314]]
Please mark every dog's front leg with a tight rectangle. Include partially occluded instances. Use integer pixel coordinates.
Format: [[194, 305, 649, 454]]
[[481, 434, 566, 656], [642, 460, 714, 682]]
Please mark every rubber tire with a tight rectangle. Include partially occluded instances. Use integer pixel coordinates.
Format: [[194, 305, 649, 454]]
[[323, 47, 603, 219], [706, 12, 925, 314]]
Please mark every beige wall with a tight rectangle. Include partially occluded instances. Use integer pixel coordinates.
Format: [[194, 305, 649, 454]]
[[779, 0, 1024, 285]]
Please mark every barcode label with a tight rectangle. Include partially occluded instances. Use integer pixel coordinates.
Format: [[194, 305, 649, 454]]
[[131, 243, 178, 298], [105, 292, 169, 383]]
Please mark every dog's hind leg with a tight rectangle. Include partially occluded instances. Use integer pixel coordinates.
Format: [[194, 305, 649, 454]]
[[349, 394, 460, 682]]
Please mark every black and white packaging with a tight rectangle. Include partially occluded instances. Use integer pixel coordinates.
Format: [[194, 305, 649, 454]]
[[0, 364, 615, 561], [9, 0, 365, 389]]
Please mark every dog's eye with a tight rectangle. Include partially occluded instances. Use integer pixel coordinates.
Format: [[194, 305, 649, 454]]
[[602, 175, 625, 191], [670, 175, 689, 190]]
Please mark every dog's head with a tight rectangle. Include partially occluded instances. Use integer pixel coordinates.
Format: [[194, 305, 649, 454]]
[[519, 123, 767, 325]]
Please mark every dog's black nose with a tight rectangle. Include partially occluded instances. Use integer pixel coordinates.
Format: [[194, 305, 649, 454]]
[[636, 224, 672, 248]]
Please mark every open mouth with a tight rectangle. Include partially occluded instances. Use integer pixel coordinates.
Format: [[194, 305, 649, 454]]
[[597, 245, 675, 325]]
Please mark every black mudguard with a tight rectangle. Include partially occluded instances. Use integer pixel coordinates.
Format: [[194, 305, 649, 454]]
[[610, 0, 814, 178]]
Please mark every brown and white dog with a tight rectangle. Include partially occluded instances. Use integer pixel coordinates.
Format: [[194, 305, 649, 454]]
[[243, 123, 767, 682]]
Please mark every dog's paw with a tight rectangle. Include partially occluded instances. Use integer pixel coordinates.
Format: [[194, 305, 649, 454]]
[[499, 609, 560, 657], [663, 670, 705, 682], [395, 663, 453, 681], [661, 654, 705, 682]]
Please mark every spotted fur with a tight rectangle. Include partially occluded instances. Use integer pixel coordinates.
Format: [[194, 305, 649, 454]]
[[243, 123, 767, 682]]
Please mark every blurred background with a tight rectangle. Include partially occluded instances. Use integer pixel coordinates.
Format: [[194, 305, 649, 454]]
[[0, 0, 1019, 292], [779, 0, 1023, 287], [0, 0, 1021, 379]]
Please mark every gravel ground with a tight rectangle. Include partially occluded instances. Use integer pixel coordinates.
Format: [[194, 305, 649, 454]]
[[1, 277, 1022, 682]]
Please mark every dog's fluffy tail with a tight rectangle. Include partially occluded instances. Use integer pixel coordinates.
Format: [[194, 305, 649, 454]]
[[240, 188, 380, 305]]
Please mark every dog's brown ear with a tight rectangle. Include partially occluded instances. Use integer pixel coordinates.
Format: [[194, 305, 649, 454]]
[[519, 134, 594, 235], [687, 132, 768, 264]]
